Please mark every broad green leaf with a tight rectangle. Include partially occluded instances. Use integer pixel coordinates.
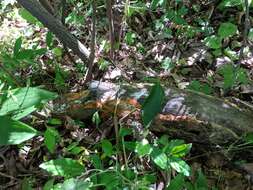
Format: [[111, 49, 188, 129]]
[[135, 139, 152, 157], [0, 116, 38, 145], [142, 82, 165, 126], [101, 139, 113, 157], [19, 8, 39, 25], [169, 157, 191, 176], [39, 158, 84, 178], [44, 127, 60, 153], [13, 37, 22, 57], [218, 22, 237, 38], [219, 64, 235, 89], [204, 35, 222, 49], [98, 171, 120, 190], [151, 148, 168, 170], [53, 178, 91, 190], [167, 174, 185, 190], [0, 87, 57, 119]]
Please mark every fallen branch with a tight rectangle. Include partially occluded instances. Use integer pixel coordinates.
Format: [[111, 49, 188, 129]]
[[17, 0, 90, 63]]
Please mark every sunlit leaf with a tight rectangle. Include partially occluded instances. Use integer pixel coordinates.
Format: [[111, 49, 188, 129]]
[[53, 178, 91, 190], [39, 158, 84, 178], [151, 148, 168, 170], [169, 157, 191, 176], [204, 35, 222, 49], [218, 22, 237, 38], [0, 87, 57, 119], [135, 139, 152, 156]]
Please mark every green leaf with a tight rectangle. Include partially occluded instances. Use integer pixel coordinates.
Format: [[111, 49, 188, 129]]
[[218, 22, 237, 38], [90, 154, 102, 169], [16, 49, 34, 60], [135, 139, 152, 156], [39, 158, 84, 178], [151, 148, 168, 170], [47, 118, 62, 126], [92, 111, 101, 126], [125, 32, 136, 45], [53, 178, 91, 190], [101, 140, 113, 157], [248, 28, 253, 41], [218, 64, 235, 89], [44, 127, 60, 153], [195, 170, 208, 189], [142, 82, 165, 126], [98, 171, 120, 190], [21, 178, 33, 190], [204, 35, 222, 49], [43, 179, 55, 190], [46, 32, 54, 49], [151, 0, 164, 9], [0, 116, 38, 145], [169, 157, 191, 176], [52, 47, 63, 57], [119, 127, 132, 137], [13, 37, 22, 57], [19, 8, 39, 25], [0, 87, 57, 119], [167, 174, 185, 190], [170, 143, 192, 157]]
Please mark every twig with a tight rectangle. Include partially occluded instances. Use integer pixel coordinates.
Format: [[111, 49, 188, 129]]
[[85, 0, 96, 83], [106, 0, 115, 61], [0, 171, 17, 180], [239, 0, 250, 62]]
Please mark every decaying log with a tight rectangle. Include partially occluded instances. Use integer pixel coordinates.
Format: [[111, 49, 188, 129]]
[[55, 81, 253, 145]]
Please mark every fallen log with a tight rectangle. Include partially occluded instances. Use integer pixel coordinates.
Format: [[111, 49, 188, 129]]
[[54, 81, 253, 145]]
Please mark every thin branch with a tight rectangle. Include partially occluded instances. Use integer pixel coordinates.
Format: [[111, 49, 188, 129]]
[[85, 0, 97, 83], [239, 0, 250, 62], [17, 0, 90, 63], [106, 0, 115, 61]]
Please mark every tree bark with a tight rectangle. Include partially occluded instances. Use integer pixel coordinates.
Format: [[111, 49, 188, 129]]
[[17, 0, 90, 62]]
